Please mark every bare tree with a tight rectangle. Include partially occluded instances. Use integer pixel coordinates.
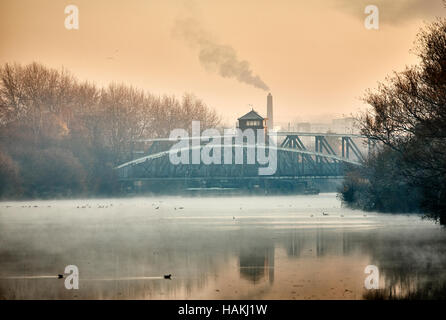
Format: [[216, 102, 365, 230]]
[[346, 18, 446, 218], [0, 61, 221, 197]]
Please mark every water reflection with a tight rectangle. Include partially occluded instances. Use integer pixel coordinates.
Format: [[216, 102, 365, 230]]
[[0, 194, 445, 299], [239, 246, 275, 284]]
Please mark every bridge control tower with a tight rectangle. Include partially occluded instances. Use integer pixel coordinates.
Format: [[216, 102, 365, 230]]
[[237, 109, 265, 131]]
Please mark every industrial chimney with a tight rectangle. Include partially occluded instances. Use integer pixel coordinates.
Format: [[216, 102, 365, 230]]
[[267, 93, 273, 130]]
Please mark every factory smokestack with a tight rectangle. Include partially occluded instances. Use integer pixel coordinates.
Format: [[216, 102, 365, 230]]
[[267, 93, 273, 130]]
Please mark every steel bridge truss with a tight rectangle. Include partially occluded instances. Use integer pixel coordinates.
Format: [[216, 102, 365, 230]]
[[116, 133, 369, 183]]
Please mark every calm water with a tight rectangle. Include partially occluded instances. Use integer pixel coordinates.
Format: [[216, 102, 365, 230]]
[[0, 193, 445, 300]]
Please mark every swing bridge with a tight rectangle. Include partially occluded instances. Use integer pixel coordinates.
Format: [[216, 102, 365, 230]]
[[114, 131, 373, 192]]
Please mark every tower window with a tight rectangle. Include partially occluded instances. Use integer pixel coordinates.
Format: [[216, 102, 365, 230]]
[[246, 120, 260, 126]]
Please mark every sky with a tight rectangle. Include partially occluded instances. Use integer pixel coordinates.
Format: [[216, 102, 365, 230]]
[[0, 0, 445, 126]]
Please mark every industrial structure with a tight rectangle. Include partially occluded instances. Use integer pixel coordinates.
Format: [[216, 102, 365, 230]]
[[267, 93, 273, 130], [115, 93, 372, 194], [237, 109, 265, 131]]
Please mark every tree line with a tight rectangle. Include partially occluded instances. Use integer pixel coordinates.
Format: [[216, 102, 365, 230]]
[[339, 19, 446, 224], [0, 62, 220, 198]]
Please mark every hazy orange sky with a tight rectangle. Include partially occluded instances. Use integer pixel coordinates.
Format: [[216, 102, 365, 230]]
[[1, 0, 445, 125]]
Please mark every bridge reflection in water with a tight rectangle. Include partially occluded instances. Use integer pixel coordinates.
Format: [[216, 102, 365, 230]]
[[115, 132, 374, 192]]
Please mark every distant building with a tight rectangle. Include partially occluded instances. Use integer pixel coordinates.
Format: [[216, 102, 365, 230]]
[[331, 117, 356, 134], [296, 122, 311, 132], [311, 123, 331, 133], [286, 117, 357, 134]]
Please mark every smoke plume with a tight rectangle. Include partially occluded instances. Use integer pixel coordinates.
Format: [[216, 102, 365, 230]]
[[173, 17, 270, 91]]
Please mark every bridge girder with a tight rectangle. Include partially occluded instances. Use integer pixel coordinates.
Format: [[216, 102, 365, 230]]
[[117, 131, 374, 183]]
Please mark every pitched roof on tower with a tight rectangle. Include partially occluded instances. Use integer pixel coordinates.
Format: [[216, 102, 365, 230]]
[[237, 109, 264, 121]]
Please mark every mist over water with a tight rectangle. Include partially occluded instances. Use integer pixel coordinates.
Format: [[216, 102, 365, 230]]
[[0, 194, 445, 299]]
